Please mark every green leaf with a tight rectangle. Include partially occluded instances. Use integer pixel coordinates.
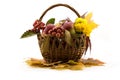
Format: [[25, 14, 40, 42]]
[[21, 30, 36, 38], [46, 18, 55, 25], [65, 30, 72, 45]]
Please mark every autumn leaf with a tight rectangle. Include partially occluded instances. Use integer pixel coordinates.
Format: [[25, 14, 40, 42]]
[[46, 18, 55, 25], [85, 12, 93, 21], [21, 30, 36, 38], [65, 30, 72, 45]]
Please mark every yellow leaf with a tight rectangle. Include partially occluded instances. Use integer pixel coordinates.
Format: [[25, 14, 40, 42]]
[[88, 21, 98, 29], [85, 12, 93, 21]]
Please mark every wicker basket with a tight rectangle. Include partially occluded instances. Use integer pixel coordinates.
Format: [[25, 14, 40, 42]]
[[37, 4, 87, 63]]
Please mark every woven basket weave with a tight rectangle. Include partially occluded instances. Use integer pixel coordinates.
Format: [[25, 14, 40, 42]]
[[37, 4, 87, 63]]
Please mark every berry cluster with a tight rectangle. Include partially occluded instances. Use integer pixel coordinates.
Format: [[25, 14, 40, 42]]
[[32, 20, 45, 33], [48, 26, 65, 38]]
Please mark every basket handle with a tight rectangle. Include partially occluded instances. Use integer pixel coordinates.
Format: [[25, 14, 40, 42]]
[[39, 3, 81, 21]]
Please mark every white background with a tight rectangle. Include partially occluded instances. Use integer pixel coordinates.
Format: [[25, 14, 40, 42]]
[[0, 0, 120, 80]]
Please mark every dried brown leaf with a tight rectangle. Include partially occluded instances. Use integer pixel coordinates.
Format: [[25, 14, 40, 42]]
[[26, 58, 104, 70], [69, 62, 85, 70]]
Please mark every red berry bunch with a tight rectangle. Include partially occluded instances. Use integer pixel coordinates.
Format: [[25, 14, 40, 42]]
[[32, 20, 45, 33], [48, 27, 65, 38], [43, 24, 64, 38]]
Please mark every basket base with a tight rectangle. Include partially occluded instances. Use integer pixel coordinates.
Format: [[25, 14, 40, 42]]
[[42, 52, 82, 63]]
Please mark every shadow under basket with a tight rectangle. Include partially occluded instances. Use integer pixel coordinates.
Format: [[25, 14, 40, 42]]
[[37, 34, 86, 63]]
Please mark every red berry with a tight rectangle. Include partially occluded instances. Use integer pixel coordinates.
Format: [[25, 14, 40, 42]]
[[40, 22, 45, 27], [61, 32, 64, 36], [51, 32, 56, 36], [33, 20, 39, 26], [56, 33, 61, 38], [48, 29, 53, 34], [57, 29, 62, 33], [34, 21, 41, 28], [52, 27, 57, 32]]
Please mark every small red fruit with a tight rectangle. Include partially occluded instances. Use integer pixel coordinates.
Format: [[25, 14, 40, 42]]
[[51, 32, 56, 36], [33, 20, 39, 27], [56, 33, 61, 38]]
